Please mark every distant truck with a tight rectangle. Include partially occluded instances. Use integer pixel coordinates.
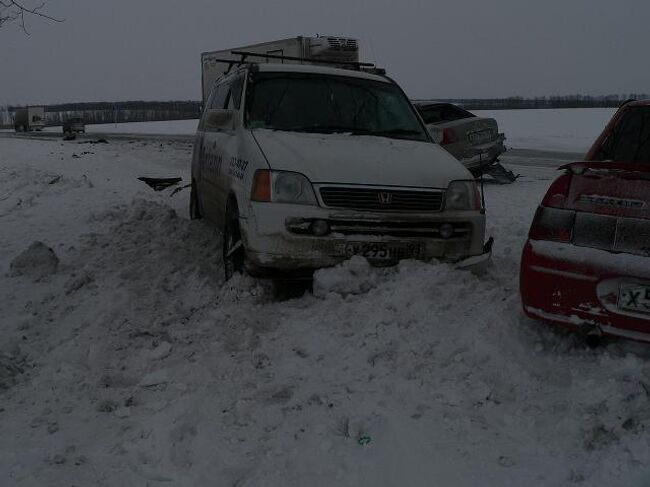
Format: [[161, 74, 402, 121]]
[[201, 36, 360, 104], [14, 107, 45, 132], [62, 117, 85, 134]]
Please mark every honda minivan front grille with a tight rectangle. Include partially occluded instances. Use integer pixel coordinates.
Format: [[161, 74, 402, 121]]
[[319, 187, 444, 212]]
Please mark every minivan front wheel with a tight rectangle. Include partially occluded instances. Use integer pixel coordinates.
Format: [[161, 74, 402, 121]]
[[223, 201, 245, 281], [189, 180, 202, 220]]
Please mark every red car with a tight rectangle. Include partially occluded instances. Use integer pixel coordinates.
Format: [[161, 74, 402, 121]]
[[520, 100, 650, 343]]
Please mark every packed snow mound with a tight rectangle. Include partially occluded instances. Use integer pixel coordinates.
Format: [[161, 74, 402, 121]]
[[9, 241, 59, 278], [313, 256, 383, 296]]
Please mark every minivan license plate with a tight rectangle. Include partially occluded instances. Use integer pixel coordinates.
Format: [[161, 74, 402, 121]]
[[619, 285, 650, 314], [344, 242, 425, 261]]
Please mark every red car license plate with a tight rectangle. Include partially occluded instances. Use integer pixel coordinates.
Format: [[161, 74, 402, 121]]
[[619, 285, 650, 314]]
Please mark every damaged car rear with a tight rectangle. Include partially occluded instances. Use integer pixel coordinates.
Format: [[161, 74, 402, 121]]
[[414, 101, 507, 177], [191, 63, 493, 279]]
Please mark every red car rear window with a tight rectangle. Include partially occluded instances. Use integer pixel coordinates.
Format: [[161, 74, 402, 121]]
[[598, 107, 650, 164]]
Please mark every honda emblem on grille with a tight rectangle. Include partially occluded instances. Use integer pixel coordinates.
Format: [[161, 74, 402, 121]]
[[378, 192, 393, 205]]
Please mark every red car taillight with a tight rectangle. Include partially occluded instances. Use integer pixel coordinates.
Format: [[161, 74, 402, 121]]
[[440, 128, 458, 146], [529, 206, 575, 242], [529, 173, 575, 242]]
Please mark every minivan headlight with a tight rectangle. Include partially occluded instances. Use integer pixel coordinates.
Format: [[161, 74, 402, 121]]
[[445, 180, 480, 211], [251, 170, 317, 205]]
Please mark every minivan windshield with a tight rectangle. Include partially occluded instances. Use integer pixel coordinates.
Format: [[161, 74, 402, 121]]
[[245, 72, 429, 142]]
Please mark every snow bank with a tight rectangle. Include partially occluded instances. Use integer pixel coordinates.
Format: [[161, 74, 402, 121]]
[[1, 135, 649, 486]]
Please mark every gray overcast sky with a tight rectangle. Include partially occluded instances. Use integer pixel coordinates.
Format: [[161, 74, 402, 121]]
[[1, 0, 649, 105]]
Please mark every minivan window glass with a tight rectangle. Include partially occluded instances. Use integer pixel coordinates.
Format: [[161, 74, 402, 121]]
[[228, 77, 244, 110], [209, 81, 230, 110], [200, 89, 216, 130], [245, 73, 428, 142], [203, 89, 217, 115]]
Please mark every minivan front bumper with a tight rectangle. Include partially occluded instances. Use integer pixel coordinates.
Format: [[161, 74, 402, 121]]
[[240, 202, 489, 276]]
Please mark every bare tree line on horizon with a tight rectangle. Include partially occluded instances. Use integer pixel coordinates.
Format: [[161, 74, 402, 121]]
[[2, 95, 647, 129]]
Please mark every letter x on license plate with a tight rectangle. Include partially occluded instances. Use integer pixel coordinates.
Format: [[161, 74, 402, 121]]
[[619, 284, 650, 314]]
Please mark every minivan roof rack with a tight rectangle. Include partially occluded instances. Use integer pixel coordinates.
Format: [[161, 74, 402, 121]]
[[230, 50, 377, 70], [205, 52, 385, 78]]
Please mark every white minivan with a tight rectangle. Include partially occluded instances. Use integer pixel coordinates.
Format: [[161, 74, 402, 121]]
[[190, 62, 492, 279]]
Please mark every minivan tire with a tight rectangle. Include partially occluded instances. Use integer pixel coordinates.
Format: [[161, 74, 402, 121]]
[[223, 200, 246, 281], [189, 180, 202, 220]]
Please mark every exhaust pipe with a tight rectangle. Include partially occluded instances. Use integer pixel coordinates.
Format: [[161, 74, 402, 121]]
[[585, 326, 603, 348]]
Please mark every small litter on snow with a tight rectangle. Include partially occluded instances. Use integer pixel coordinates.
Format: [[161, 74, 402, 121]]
[[137, 176, 183, 191], [169, 183, 191, 196], [78, 139, 109, 145], [484, 162, 520, 184], [139, 369, 169, 388]]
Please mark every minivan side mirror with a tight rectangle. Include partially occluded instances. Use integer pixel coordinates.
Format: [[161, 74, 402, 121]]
[[205, 109, 236, 131]]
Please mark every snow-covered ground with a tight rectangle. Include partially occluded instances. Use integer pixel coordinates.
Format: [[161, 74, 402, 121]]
[[41, 119, 199, 136], [1, 134, 649, 486], [87, 119, 199, 136], [38, 107, 616, 153]]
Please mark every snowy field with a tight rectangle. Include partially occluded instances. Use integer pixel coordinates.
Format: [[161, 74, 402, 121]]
[[37, 107, 617, 154], [1, 134, 650, 486], [86, 119, 199, 136], [474, 108, 616, 153]]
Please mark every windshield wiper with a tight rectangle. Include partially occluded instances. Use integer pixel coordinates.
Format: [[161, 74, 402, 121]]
[[277, 125, 371, 135], [372, 129, 423, 136], [271, 126, 423, 138]]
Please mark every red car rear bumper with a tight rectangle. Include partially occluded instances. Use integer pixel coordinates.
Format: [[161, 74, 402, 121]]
[[520, 239, 650, 341]]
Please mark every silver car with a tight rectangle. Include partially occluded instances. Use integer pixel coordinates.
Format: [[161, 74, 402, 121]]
[[414, 102, 506, 176]]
